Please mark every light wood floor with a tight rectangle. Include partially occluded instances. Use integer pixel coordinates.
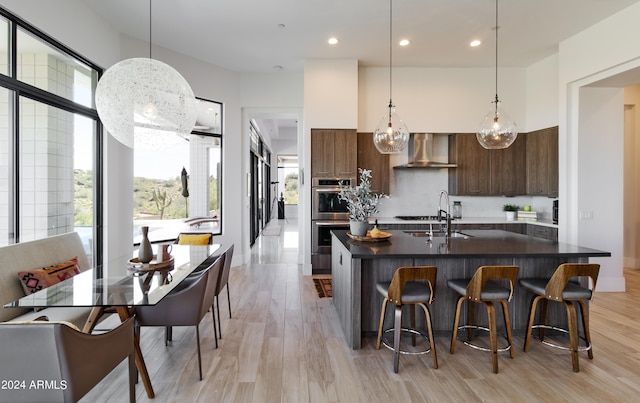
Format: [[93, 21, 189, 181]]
[[83, 220, 640, 402]]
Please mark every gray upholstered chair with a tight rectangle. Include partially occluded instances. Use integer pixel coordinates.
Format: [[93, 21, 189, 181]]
[[375, 266, 438, 373], [520, 263, 600, 372], [214, 244, 234, 340], [448, 265, 519, 374], [135, 255, 223, 380], [0, 317, 136, 402]]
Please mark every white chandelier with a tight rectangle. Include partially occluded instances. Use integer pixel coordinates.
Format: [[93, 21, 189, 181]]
[[95, 58, 197, 150], [95, 0, 196, 150]]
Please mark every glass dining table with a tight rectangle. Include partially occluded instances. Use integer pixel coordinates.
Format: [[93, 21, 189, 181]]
[[4, 243, 222, 399]]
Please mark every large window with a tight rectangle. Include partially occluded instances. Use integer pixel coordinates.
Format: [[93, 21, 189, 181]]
[[0, 7, 102, 264], [133, 98, 223, 239]]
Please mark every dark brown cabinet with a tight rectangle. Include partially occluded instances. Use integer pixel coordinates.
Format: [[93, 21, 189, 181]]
[[490, 136, 526, 196], [526, 127, 558, 197], [311, 129, 357, 178], [357, 132, 390, 193], [449, 133, 525, 196], [454, 223, 527, 234], [526, 225, 558, 241], [448, 133, 491, 195]]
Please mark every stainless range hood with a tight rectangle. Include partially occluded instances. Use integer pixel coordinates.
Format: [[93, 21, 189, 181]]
[[393, 133, 457, 169]]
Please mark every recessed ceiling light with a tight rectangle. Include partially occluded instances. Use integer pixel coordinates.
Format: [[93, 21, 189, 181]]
[[328, 37, 339, 45], [273, 65, 283, 71], [399, 39, 411, 47], [470, 39, 482, 47], [278, 24, 286, 29]]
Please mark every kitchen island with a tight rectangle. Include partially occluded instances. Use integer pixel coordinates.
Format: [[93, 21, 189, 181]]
[[330, 229, 610, 349]]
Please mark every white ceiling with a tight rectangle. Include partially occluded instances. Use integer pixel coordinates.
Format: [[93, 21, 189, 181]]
[[80, 0, 640, 141]]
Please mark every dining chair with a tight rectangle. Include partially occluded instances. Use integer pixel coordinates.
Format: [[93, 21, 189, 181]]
[[214, 244, 234, 339], [520, 263, 600, 372], [135, 255, 223, 381], [0, 317, 136, 402]]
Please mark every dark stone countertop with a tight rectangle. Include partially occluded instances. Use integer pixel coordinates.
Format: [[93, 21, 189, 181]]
[[331, 229, 610, 259]]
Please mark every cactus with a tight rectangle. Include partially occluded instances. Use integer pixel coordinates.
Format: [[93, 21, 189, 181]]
[[152, 188, 172, 219]]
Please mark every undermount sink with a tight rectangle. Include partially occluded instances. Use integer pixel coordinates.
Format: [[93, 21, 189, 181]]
[[403, 230, 473, 239], [395, 215, 440, 220]]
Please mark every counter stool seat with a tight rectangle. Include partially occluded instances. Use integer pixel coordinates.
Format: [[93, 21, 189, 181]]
[[376, 280, 431, 303], [519, 278, 593, 300], [376, 266, 438, 373], [448, 279, 512, 300], [448, 265, 519, 374], [520, 263, 600, 372]]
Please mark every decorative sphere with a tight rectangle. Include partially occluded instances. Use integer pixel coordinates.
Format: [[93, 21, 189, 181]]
[[95, 58, 197, 150]]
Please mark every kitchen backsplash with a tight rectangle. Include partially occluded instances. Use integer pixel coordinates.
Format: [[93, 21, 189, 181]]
[[375, 168, 555, 220]]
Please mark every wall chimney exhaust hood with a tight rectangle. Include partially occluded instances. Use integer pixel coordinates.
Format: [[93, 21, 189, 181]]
[[393, 133, 457, 169]]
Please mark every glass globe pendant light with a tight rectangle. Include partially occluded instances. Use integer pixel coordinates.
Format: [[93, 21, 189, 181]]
[[477, 0, 517, 150], [373, 0, 410, 154], [95, 0, 196, 151]]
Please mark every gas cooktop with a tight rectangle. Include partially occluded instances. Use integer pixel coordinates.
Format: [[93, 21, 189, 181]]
[[395, 215, 440, 221]]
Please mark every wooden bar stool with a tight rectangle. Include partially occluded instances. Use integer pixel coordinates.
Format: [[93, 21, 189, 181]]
[[375, 266, 438, 373], [520, 263, 600, 372], [448, 265, 519, 374]]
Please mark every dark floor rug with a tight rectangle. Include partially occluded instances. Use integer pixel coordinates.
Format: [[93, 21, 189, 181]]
[[313, 278, 332, 298]]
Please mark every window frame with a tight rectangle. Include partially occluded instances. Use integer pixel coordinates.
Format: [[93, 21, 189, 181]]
[[0, 6, 104, 265], [191, 97, 223, 236]]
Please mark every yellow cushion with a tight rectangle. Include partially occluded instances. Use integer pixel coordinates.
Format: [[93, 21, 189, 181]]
[[178, 233, 212, 245]]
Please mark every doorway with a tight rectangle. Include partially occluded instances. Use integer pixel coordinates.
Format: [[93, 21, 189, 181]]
[[276, 155, 299, 221]]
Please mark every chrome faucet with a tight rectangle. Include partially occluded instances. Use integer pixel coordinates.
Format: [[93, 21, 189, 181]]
[[438, 190, 452, 238]]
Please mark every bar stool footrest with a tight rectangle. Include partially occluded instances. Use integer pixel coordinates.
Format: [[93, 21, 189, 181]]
[[456, 325, 512, 353], [530, 324, 591, 352], [381, 328, 433, 355]]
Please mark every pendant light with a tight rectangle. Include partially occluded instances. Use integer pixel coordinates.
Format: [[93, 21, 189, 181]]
[[476, 0, 517, 150], [95, 0, 197, 150], [373, 0, 410, 154]]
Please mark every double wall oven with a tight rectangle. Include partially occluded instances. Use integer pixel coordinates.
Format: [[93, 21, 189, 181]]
[[311, 177, 355, 272]]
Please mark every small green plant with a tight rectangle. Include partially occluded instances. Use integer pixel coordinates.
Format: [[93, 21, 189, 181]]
[[503, 204, 519, 212], [152, 188, 173, 219]]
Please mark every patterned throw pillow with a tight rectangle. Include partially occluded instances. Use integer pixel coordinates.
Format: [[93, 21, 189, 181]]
[[177, 233, 212, 245], [17, 257, 81, 295]]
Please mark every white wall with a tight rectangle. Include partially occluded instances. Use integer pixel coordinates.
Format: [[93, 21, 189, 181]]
[[557, 1, 640, 291], [358, 67, 527, 133], [526, 54, 559, 130], [1, 0, 121, 69], [578, 88, 624, 290]]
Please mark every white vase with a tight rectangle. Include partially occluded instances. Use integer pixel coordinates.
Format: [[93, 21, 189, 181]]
[[350, 220, 369, 237], [505, 211, 516, 221]]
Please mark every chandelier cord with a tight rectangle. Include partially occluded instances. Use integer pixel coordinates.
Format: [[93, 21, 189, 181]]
[[149, 0, 152, 59], [388, 0, 393, 112], [494, 0, 499, 111]]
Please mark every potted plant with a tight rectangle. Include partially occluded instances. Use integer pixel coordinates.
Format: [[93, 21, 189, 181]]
[[338, 168, 387, 236], [503, 204, 519, 221]]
